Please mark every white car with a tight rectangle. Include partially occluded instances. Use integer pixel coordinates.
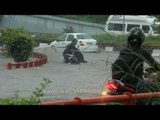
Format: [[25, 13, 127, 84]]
[[49, 33, 98, 52]]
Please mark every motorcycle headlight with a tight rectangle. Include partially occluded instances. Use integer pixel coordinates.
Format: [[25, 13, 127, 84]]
[[102, 90, 108, 96]]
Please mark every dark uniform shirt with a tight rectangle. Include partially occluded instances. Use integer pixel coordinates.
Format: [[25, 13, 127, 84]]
[[63, 42, 78, 56], [112, 48, 160, 86]]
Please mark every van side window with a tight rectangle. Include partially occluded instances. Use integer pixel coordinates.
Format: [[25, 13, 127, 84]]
[[142, 25, 150, 33], [127, 24, 140, 31], [108, 23, 125, 31], [108, 23, 114, 30]]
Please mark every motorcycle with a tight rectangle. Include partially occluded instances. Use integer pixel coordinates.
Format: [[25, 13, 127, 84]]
[[101, 68, 160, 104], [64, 49, 86, 64], [64, 53, 80, 64], [101, 79, 135, 96]]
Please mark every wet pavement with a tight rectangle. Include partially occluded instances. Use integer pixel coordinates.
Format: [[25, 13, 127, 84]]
[[0, 47, 160, 102]]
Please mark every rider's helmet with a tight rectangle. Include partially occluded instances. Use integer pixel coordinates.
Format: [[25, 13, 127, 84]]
[[127, 27, 145, 50]]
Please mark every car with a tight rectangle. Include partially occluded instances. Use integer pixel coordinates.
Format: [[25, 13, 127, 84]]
[[49, 33, 98, 52]]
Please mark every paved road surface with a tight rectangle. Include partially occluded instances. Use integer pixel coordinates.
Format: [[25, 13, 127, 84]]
[[0, 47, 160, 102]]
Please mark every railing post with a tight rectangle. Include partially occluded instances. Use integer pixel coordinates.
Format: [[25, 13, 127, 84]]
[[16, 63, 20, 68], [7, 52, 48, 69], [29, 61, 33, 67], [8, 63, 12, 70], [123, 92, 136, 105], [23, 62, 27, 68]]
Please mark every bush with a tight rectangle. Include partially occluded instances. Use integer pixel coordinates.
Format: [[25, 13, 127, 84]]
[[92, 34, 160, 49], [0, 28, 34, 62], [10, 36, 33, 62], [92, 34, 127, 48], [33, 33, 60, 46]]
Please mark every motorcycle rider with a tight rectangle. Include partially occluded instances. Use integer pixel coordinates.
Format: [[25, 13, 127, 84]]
[[63, 38, 87, 64], [111, 27, 160, 95]]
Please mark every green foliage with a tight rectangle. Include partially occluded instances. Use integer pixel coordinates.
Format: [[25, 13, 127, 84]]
[[92, 34, 127, 48], [0, 27, 33, 50], [33, 34, 60, 45], [0, 78, 52, 105], [148, 72, 160, 105], [154, 15, 160, 21], [144, 35, 160, 47], [92, 34, 160, 49], [10, 38, 33, 62], [0, 28, 34, 62]]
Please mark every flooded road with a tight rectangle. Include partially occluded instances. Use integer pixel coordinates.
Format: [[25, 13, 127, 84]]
[[0, 47, 159, 102]]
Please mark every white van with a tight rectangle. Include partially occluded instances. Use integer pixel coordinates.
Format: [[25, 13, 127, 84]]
[[104, 15, 160, 36]]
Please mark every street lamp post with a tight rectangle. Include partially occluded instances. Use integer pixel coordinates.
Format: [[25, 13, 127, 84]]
[[123, 15, 125, 36]]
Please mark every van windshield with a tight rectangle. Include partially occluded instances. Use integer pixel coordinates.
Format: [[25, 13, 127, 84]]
[[151, 24, 160, 34]]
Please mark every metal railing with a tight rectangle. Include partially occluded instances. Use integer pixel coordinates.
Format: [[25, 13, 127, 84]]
[[40, 92, 160, 105]]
